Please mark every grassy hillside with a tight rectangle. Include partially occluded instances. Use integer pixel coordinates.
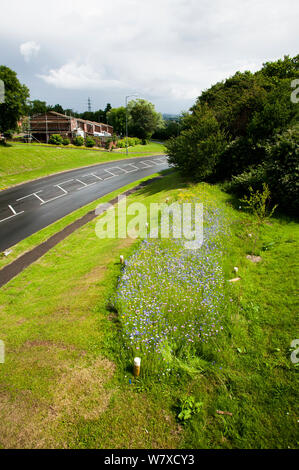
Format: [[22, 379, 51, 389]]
[[0, 173, 297, 448], [0, 142, 165, 189]]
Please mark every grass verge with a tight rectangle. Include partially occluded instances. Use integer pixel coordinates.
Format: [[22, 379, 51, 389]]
[[0, 173, 297, 448]]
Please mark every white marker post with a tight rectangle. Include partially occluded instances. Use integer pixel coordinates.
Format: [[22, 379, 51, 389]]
[[134, 357, 141, 377], [120, 255, 124, 265]]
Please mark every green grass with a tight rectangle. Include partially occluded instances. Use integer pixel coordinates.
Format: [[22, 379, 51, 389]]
[[0, 142, 166, 189], [0, 173, 297, 449]]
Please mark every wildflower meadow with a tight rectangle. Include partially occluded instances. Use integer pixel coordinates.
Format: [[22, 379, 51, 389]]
[[114, 189, 230, 375]]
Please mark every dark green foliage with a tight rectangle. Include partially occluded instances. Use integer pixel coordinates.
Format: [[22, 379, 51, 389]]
[[85, 136, 95, 148], [128, 99, 164, 142], [166, 107, 227, 180], [264, 126, 299, 213], [62, 137, 70, 146], [28, 100, 47, 116], [0, 66, 30, 133], [153, 118, 182, 140], [48, 134, 63, 145], [166, 55, 299, 214], [49, 104, 65, 114], [227, 126, 299, 214], [73, 136, 84, 146]]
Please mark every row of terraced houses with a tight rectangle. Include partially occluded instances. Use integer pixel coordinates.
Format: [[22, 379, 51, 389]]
[[26, 111, 114, 145]]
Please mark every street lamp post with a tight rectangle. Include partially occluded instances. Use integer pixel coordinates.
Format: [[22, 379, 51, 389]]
[[125, 94, 138, 157]]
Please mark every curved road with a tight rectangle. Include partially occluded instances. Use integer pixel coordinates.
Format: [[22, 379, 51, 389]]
[[0, 155, 169, 252]]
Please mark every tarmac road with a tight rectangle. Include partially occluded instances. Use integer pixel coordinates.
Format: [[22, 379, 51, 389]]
[[0, 155, 169, 252]]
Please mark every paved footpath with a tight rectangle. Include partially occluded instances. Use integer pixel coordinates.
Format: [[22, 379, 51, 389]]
[[0, 155, 169, 252]]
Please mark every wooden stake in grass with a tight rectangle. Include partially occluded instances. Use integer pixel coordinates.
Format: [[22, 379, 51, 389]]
[[134, 357, 141, 377], [120, 255, 124, 265]]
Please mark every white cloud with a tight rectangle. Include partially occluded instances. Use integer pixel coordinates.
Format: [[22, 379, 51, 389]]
[[0, 0, 298, 111], [20, 41, 40, 62], [38, 61, 125, 90]]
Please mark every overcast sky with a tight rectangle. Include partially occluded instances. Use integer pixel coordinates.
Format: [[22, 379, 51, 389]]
[[0, 0, 298, 114]]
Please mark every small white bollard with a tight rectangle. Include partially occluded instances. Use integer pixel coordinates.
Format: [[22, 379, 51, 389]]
[[120, 255, 124, 265], [234, 267, 239, 274], [145, 222, 149, 229], [134, 357, 141, 377]]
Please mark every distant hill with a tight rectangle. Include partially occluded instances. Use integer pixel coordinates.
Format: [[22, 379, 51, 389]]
[[162, 113, 180, 121]]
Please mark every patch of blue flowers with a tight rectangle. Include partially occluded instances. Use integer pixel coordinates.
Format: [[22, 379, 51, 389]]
[[114, 195, 228, 372]]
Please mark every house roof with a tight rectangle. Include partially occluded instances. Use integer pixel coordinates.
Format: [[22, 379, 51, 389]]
[[30, 111, 112, 128]]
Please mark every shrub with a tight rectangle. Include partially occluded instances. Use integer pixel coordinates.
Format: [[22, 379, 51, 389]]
[[73, 136, 84, 146], [227, 126, 299, 214], [62, 137, 70, 146], [240, 183, 278, 224], [226, 165, 266, 195], [105, 138, 113, 150], [116, 137, 141, 148], [48, 134, 63, 145], [85, 136, 95, 148]]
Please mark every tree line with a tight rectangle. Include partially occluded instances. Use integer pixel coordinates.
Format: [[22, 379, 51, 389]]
[[0, 65, 182, 144]]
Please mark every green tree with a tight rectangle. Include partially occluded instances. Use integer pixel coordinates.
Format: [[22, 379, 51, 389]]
[[106, 107, 126, 135], [48, 104, 65, 114], [28, 99, 48, 115], [166, 106, 227, 179], [104, 103, 112, 122], [0, 66, 30, 133], [128, 99, 164, 142]]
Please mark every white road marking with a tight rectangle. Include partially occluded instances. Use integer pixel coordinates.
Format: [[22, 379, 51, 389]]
[[139, 160, 154, 168], [103, 169, 117, 178], [90, 173, 103, 180], [76, 177, 97, 191], [76, 178, 89, 187], [40, 184, 69, 205], [0, 205, 24, 223], [121, 163, 139, 173], [108, 166, 127, 174], [153, 157, 166, 165], [58, 179, 74, 186], [16, 191, 43, 202]]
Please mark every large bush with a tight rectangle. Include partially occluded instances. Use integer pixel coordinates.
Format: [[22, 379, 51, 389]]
[[49, 134, 63, 145], [264, 126, 299, 214], [166, 107, 227, 180], [226, 126, 299, 214], [73, 136, 84, 146], [85, 136, 95, 148]]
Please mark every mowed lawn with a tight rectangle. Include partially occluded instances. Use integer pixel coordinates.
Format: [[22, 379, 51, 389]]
[[0, 173, 298, 449], [0, 142, 166, 189]]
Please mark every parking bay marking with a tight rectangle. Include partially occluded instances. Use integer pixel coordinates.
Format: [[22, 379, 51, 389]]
[[0, 205, 24, 223]]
